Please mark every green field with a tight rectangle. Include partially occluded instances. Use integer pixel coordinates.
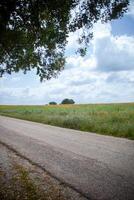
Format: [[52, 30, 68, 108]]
[[0, 103, 134, 139]]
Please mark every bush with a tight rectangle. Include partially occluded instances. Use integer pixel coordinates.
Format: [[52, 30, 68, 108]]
[[49, 102, 57, 105], [61, 98, 75, 104]]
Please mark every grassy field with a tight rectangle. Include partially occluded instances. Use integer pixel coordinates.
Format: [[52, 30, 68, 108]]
[[0, 103, 134, 139]]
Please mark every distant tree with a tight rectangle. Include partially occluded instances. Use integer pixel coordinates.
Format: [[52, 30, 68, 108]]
[[61, 98, 75, 104], [49, 101, 57, 105], [0, 0, 129, 81]]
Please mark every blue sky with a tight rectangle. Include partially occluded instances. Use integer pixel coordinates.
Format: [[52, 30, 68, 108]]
[[0, 1, 134, 105]]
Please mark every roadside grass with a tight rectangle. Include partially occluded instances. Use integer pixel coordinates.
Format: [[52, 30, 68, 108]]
[[0, 103, 134, 139]]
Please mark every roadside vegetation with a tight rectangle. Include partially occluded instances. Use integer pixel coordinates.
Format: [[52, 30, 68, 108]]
[[0, 103, 134, 139]]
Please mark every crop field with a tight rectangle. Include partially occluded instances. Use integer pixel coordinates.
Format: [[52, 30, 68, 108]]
[[0, 103, 134, 139]]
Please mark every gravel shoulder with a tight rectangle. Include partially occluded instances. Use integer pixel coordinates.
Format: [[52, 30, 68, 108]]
[[0, 142, 87, 200]]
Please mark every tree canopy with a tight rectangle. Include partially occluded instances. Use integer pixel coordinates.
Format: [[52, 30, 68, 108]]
[[49, 101, 57, 105], [61, 98, 75, 104], [0, 0, 129, 81]]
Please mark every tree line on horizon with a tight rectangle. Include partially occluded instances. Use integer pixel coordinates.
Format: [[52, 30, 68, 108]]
[[49, 98, 75, 105]]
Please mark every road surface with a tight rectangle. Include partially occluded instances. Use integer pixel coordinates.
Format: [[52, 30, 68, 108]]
[[0, 116, 134, 200]]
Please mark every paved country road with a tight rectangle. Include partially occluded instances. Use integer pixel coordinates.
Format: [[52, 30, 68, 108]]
[[0, 116, 134, 200]]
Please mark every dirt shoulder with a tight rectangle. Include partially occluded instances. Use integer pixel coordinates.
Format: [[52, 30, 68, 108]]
[[0, 142, 87, 200]]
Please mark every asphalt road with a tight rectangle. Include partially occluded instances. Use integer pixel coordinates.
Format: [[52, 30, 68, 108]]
[[0, 116, 134, 200]]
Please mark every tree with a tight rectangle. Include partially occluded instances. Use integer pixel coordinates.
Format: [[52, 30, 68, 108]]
[[0, 0, 129, 81], [49, 101, 57, 105], [61, 98, 75, 104]]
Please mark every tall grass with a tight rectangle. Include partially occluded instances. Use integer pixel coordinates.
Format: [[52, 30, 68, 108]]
[[0, 103, 134, 139]]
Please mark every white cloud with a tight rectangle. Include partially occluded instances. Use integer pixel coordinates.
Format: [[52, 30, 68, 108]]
[[67, 22, 134, 72], [94, 34, 134, 71], [93, 22, 112, 39], [66, 54, 97, 70]]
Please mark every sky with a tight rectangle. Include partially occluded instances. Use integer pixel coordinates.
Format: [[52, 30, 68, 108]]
[[0, 1, 134, 105]]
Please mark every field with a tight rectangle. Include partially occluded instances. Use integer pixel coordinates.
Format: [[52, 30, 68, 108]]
[[0, 103, 134, 139]]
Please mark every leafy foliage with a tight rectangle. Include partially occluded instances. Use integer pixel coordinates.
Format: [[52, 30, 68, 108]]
[[61, 98, 75, 104], [0, 0, 129, 80], [49, 101, 57, 105]]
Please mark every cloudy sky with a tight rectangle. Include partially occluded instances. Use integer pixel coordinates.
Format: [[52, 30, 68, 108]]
[[0, 2, 134, 105]]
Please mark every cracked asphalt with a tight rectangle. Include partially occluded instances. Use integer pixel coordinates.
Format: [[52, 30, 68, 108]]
[[0, 116, 134, 200]]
